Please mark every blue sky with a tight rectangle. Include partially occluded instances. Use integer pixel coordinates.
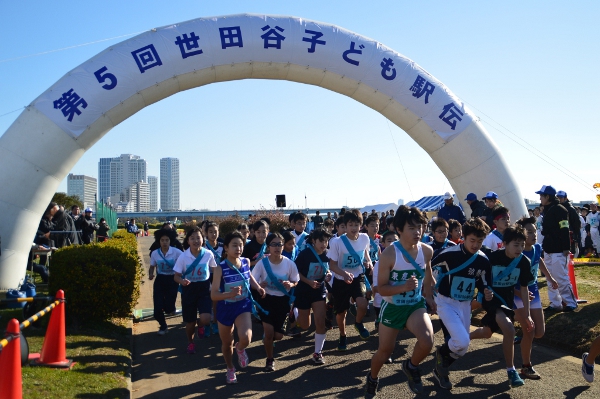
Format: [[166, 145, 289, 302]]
[[1, 1, 598, 211]]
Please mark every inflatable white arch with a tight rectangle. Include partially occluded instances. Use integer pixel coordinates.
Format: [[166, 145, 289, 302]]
[[0, 14, 526, 289]]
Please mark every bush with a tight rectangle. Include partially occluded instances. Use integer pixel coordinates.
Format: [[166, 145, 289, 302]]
[[179, 210, 290, 239], [49, 229, 142, 324]]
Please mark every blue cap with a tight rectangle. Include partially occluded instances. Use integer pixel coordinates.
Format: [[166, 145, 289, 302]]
[[482, 191, 498, 200], [464, 193, 477, 201], [535, 185, 557, 196], [84, 207, 93, 213], [557, 190, 567, 198]]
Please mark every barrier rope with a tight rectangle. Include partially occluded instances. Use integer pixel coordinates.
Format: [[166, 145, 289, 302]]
[[19, 300, 61, 331], [0, 332, 19, 350], [0, 296, 53, 304]]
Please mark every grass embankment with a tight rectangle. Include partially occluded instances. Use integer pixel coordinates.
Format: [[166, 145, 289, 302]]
[[0, 289, 130, 398]]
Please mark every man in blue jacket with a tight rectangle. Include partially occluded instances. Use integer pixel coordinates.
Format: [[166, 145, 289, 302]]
[[437, 192, 466, 225]]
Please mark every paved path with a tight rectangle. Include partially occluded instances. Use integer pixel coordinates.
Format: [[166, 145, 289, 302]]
[[132, 235, 599, 398]]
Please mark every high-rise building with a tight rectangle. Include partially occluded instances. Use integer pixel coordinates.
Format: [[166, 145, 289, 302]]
[[98, 154, 147, 204], [123, 181, 150, 212], [148, 176, 158, 212], [160, 158, 180, 211], [67, 174, 97, 211]]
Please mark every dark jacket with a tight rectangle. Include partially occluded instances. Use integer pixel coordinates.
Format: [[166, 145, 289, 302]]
[[437, 204, 466, 224], [76, 216, 99, 244], [541, 199, 570, 254], [469, 200, 487, 219], [562, 200, 581, 236]]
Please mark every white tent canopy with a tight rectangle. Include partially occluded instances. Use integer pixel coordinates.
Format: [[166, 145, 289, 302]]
[[359, 203, 398, 215]]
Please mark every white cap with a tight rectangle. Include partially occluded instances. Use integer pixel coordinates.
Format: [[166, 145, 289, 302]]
[[443, 192, 453, 200]]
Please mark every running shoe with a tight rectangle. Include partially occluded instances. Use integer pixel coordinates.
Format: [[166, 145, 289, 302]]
[[348, 302, 357, 317], [265, 358, 275, 372], [203, 325, 211, 338], [545, 305, 563, 312], [563, 305, 577, 312], [226, 368, 237, 384], [337, 335, 347, 351], [312, 352, 325, 365], [582, 353, 595, 383], [197, 326, 205, 338], [514, 336, 522, 345], [157, 326, 168, 335], [435, 348, 450, 378], [433, 366, 452, 390], [287, 326, 302, 338], [401, 359, 423, 394], [508, 369, 525, 387], [236, 346, 249, 368], [354, 322, 370, 340], [364, 372, 379, 397], [211, 322, 219, 335], [519, 365, 541, 380], [186, 342, 196, 354]]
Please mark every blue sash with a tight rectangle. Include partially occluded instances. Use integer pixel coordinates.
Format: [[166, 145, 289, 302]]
[[369, 237, 380, 262], [441, 239, 449, 249], [225, 259, 269, 317], [434, 252, 478, 291], [263, 258, 296, 305], [392, 242, 424, 279], [296, 232, 307, 248], [492, 254, 523, 284], [256, 242, 267, 261], [307, 244, 330, 281], [157, 249, 175, 274], [340, 235, 372, 291], [205, 241, 221, 263], [492, 230, 503, 240], [178, 248, 206, 293]]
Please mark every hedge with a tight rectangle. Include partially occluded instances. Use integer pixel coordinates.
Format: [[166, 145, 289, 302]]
[[49, 229, 142, 324], [180, 209, 291, 238]]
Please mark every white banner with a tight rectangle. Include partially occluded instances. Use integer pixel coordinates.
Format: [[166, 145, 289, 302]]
[[33, 14, 473, 140]]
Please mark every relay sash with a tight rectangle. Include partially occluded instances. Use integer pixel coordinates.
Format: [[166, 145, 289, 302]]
[[157, 249, 175, 274], [205, 241, 221, 263], [340, 235, 372, 291], [307, 244, 330, 282], [263, 257, 296, 305], [178, 248, 206, 293], [434, 252, 478, 292], [225, 259, 269, 317]]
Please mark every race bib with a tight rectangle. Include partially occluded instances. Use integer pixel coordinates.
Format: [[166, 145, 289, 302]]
[[450, 277, 475, 301], [307, 261, 326, 280], [492, 265, 520, 288], [158, 261, 174, 274], [342, 253, 362, 269], [224, 280, 248, 302], [187, 263, 209, 282], [389, 269, 422, 306]]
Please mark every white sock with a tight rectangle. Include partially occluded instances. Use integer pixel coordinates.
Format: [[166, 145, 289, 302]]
[[293, 307, 299, 320], [507, 366, 516, 372], [315, 333, 326, 354]]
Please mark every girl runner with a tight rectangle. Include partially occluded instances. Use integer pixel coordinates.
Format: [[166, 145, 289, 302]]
[[211, 231, 266, 384], [295, 228, 333, 364], [148, 229, 183, 335], [281, 231, 298, 261], [242, 220, 269, 268], [173, 227, 217, 355], [204, 221, 223, 337], [251, 232, 299, 371]]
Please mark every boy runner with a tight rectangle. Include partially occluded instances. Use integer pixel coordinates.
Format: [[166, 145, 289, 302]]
[[483, 207, 510, 251], [365, 206, 436, 395], [431, 218, 493, 389]]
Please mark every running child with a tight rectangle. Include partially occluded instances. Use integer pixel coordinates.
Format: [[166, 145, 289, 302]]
[[365, 206, 435, 395], [328, 209, 373, 349], [149, 229, 183, 335], [372, 230, 399, 331], [173, 228, 217, 354], [582, 335, 600, 382], [204, 221, 223, 337], [281, 231, 297, 261], [295, 228, 333, 364], [430, 218, 493, 390], [514, 216, 558, 379], [482, 207, 511, 251], [325, 218, 347, 328], [365, 215, 382, 288], [251, 232, 299, 371], [429, 218, 456, 257], [211, 231, 267, 384], [242, 220, 269, 267], [291, 212, 309, 252], [470, 225, 535, 388], [323, 218, 335, 235], [448, 219, 463, 244], [238, 223, 251, 244]]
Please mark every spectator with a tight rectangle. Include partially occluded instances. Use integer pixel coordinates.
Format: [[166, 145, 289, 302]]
[[312, 210, 324, 230], [97, 218, 111, 242], [557, 191, 581, 255], [333, 211, 339, 220], [437, 192, 466, 224], [51, 207, 78, 248], [325, 211, 333, 221], [144, 221, 149, 237], [127, 218, 139, 237], [464, 193, 486, 219], [76, 208, 99, 244], [482, 191, 502, 228], [536, 185, 577, 312]]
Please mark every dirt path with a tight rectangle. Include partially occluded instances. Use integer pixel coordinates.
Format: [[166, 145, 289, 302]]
[[131, 235, 600, 398]]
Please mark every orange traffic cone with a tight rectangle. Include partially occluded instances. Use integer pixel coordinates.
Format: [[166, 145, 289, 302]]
[[568, 253, 588, 304], [0, 319, 22, 399], [30, 290, 73, 369]]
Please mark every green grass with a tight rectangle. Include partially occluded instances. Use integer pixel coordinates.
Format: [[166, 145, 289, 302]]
[[1, 271, 130, 399]]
